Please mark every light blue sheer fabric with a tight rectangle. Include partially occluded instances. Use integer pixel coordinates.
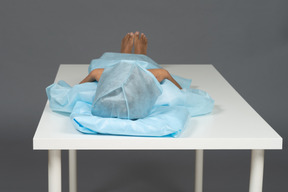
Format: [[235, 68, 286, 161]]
[[72, 101, 189, 137], [47, 80, 214, 116], [47, 80, 213, 137], [46, 80, 97, 113], [91, 61, 162, 119], [46, 53, 214, 137], [89, 52, 162, 71], [155, 80, 214, 116]]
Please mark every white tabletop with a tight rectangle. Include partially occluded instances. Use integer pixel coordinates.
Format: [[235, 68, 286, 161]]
[[33, 64, 282, 150]]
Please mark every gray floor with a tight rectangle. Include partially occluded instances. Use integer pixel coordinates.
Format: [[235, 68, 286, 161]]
[[0, 1, 287, 191]]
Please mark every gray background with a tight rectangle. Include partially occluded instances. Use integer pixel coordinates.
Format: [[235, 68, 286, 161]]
[[0, 0, 287, 191]]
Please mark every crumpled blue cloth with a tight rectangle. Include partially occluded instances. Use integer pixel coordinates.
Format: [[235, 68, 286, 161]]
[[155, 80, 214, 117], [92, 61, 162, 119], [89, 52, 162, 71], [46, 80, 97, 113], [46, 53, 214, 137], [47, 80, 214, 137], [72, 101, 189, 137]]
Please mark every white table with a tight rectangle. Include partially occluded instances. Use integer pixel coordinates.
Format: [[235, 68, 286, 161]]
[[33, 64, 282, 192]]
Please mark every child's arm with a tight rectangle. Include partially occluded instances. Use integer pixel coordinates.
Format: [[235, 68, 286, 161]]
[[79, 68, 182, 89], [148, 69, 182, 89], [79, 68, 104, 84]]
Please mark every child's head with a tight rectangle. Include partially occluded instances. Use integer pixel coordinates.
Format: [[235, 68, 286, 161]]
[[92, 60, 162, 119]]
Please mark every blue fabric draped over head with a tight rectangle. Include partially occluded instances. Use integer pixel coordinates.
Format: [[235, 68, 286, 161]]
[[46, 52, 214, 137], [91, 60, 162, 119]]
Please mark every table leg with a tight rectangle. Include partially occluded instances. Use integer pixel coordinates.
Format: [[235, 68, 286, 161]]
[[249, 150, 265, 192], [69, 150, 77, 192], [195, 150, 204, 192], [48, 150, 62, 192]]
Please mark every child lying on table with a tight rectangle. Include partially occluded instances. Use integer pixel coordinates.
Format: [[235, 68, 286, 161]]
[[79, 31, 182, 90]]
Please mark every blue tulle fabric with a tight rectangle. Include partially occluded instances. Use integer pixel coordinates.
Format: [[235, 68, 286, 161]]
[[72, 102, 189, 137], [46, 53, 214, 137], [92, 61, 162, 119]]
